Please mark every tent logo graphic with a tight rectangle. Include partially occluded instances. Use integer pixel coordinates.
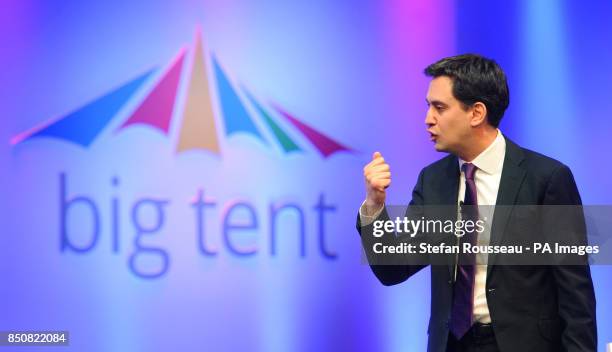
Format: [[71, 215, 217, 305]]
[[11, 28, 352, 158]]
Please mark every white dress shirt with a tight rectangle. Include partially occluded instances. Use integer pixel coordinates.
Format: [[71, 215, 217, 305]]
[[360, 130, 506, 324], [457, 130, 505, 323]]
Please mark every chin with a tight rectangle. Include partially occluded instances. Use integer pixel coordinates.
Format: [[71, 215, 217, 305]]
[[433, 143, 447, 152]]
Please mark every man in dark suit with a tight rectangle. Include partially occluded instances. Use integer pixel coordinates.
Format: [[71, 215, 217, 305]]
[[357, 54, 597, 352]]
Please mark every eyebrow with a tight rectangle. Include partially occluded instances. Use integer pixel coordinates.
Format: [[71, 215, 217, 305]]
[[426, 99, 448, 107]]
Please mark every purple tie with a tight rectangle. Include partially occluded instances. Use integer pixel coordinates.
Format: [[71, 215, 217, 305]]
[[450, 162, 478, 339]]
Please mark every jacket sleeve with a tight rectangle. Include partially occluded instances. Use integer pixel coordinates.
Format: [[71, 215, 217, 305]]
[[356, 169, 427, 286], [543, 164, 597, 351]]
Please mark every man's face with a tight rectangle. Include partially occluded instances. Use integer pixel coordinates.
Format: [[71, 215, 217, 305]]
[[425, 76, 473, 154]]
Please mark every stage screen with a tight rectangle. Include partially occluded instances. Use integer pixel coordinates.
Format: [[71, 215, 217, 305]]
[[1, 0, 611, 350]]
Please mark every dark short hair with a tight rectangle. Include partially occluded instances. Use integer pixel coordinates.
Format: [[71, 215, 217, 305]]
[[424, 54, 509, 128]]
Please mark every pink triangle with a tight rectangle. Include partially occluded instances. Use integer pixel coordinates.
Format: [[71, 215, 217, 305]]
[[273, 104, 352, 158], [118, 47, 187, 134]]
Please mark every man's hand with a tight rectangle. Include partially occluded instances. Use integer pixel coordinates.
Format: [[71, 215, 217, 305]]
[[363, 152, 391, 214]]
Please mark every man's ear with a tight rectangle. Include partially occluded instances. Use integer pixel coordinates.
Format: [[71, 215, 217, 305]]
[[470, 102, 488, 127]]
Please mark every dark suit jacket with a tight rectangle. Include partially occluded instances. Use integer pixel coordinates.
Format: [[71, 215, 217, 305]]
[[357, 136, 597, 352]]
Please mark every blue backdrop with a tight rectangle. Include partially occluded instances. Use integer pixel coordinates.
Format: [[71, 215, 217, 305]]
[[1, 0, 610, 351]]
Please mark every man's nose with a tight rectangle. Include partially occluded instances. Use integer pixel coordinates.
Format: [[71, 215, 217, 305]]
[[425, 109, 435, 127]]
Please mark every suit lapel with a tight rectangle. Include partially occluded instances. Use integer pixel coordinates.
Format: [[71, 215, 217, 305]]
[[439, 154, 460, 205], [437, 155, 460, 280], [487, 137, 526, 277]]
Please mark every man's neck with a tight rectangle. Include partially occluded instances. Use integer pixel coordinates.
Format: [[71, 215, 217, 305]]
[[457, 128, 498, 162]]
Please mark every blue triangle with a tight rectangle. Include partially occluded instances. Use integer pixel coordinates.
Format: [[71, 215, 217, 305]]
[[19, 69, 155, 147], [212, 56, 265, 142]]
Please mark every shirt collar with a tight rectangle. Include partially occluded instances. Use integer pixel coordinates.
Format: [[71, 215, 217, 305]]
[[458, 130, 506, 175]]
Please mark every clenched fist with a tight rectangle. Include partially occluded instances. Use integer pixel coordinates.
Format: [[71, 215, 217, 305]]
[[363, 151, 391, 213]]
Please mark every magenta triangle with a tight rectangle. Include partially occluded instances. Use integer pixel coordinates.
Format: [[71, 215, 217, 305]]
[[118, 48, 187, 134], [272, 105, 352, 158]]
